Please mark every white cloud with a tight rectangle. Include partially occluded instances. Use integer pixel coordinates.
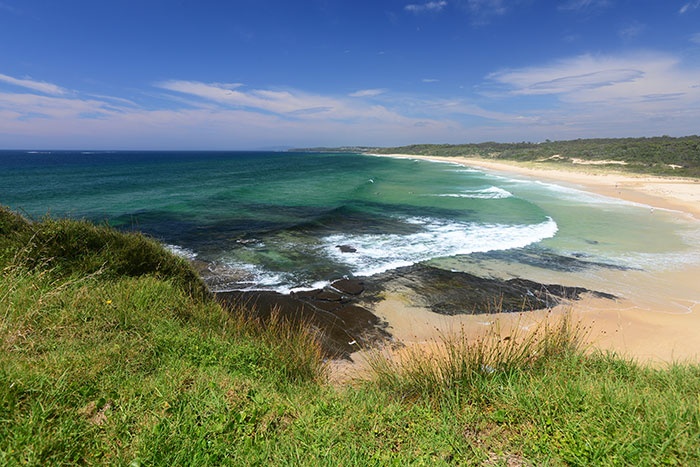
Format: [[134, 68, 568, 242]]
[[0, 92, 117, 119], [490, 62, 645, 96], [422, 78, 440, 83], [2, 50, 699, 151], [691, 32, 700, 44], [349, 88, 386, 97], [0, 73, 67, 95], [484, 52, 700, 139], [487, 53, 700, 102], [155, 81, 459, 138], [405, 1, 448, 13], [0, 95, 460, 149], [1, 74, 464, 149], [680, 1, 700, 14], [157, 80, 383, 121]]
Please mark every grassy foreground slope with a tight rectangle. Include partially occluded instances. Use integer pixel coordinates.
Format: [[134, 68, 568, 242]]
[[2, 206, 700, 465]]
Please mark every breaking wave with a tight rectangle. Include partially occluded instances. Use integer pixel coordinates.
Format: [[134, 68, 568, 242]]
[[322, 216, 558, 278]]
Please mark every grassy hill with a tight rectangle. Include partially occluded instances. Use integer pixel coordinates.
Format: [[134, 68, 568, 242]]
[[2, 206, 699, 465]]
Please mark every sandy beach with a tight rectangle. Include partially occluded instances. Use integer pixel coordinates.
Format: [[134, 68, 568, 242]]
[[334, 154, 700, 379], [378, 154, 700, 219]]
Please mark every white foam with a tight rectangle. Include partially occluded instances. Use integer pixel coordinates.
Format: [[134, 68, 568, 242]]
[[322, 216, 558, 277], [289, 281, 332, 294], [226, 261, 283, 287], [450, 168, 481, 173], [214, 259, 329, 294], [432, 186, 513, 200], [165, 244, 197, 260]]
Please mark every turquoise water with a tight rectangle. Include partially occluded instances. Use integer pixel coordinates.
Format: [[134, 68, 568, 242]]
[[1, 150, 697, 291]]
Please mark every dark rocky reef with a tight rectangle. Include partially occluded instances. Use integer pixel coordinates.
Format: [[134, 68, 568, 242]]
[[214, 263, 615, 360], [216, 278, 389, 360]]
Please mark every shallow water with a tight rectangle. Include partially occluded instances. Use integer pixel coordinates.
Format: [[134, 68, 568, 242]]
[[1, 150, 697, 292]]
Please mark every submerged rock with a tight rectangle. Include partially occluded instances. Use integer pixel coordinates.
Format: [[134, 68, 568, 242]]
[[361, 264, 615, 316], [331, 278, 365, 295]]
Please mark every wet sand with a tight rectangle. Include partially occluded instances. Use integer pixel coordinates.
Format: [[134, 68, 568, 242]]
[[334, 154, 700, 380]]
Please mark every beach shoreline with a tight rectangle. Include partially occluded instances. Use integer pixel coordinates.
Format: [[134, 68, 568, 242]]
[[370, 153, 700, 219], [332, 153, 700, 377]]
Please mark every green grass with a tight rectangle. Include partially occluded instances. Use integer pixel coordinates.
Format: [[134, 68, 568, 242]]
[[2, 206, 700, 465], [366, 319, 700, 464]]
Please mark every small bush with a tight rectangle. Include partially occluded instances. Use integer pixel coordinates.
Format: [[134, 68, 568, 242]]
[[0, 206, 31, 235]]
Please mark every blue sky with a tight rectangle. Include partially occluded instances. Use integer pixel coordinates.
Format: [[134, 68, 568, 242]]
[[1, 0, 699, 149]]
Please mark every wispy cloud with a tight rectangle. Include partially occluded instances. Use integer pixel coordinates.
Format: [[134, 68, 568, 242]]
[[487, 53, 700, 102], [691, 32, 700, 44], [0, 2, 20, 14], [85, 93, 140, 108], [462, 0, 507, 15], [452, 0, 508, 24], [154, 80, 470, 144], [422, 78, 440, 83], [619, 21, 645, 40], [558, 0, 610, 11], [0, 73, 67, 95], [680, 1, 700, 14], [349, 88, 386, 97], [405, 1, 448, 13], [0, 88, 459, 149], [157, 80, 361, 119], [490, 66, 644, 96], [410, 97, 540, 124], [485, 52, 700, 138]]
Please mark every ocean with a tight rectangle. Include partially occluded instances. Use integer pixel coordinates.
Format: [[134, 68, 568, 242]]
[[1, 150, 698, 293]]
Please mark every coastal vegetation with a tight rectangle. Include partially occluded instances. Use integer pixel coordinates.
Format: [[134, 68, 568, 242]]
[[301, 135, 700, 178], [2, 206, 700, 465]]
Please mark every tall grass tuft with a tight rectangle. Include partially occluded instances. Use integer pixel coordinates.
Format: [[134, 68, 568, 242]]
[[257, 309, 327, 383], [368, 312, 585, 399]]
